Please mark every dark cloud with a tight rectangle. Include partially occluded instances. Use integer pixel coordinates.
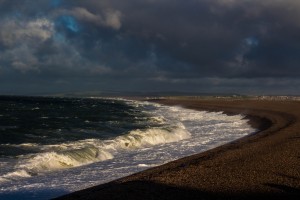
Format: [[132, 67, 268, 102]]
[[106, 0, 300, 78], [0, 0, 300, 95]]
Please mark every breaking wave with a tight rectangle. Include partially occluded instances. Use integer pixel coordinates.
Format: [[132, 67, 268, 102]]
[[0, 124, 190, 181]]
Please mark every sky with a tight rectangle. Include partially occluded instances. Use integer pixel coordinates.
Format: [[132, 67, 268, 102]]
[[0, 0, 300, 95]]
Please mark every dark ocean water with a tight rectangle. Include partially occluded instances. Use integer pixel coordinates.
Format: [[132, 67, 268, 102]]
[[0, 96, 157, 157], [0, 96, 254, 200]]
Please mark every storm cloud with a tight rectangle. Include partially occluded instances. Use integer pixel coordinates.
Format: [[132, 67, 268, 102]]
[[0, 0, 299, 95]]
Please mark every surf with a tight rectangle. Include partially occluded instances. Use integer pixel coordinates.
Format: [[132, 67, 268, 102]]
[[0, 98, 255, 200], [0, 123, 191, 181]]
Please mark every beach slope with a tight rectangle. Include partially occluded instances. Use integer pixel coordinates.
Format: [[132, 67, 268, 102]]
[[55, 99, 300, 200]]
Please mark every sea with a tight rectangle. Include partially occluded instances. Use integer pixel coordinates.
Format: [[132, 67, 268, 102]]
[[0, 96, 255, 199]]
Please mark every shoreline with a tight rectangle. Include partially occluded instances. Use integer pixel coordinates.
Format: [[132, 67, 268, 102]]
[[55, 98, 300, 199]]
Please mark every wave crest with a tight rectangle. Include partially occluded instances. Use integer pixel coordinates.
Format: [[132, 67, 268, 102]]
[[2, 125, 190, 178], [113, 124, 190, 149]]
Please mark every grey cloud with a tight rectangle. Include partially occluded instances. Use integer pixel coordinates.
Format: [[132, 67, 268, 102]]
[[3, 45, 39, 73], [0, 18, 55, 73], [0, 18, 54, 47], [90, 0, 300, 78], [55, 7, 122, 30], [0, 0, 300, 95]]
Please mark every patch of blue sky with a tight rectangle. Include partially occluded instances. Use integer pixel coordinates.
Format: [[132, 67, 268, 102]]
[[245, 36, 259, 47], [50, 0, 62, 7], [56, 15, 80, 33]]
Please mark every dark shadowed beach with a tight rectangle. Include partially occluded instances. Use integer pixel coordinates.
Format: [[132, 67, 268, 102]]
[[55, 98, 300, 200]]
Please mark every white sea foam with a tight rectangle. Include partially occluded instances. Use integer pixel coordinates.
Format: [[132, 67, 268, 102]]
[[149, 116, 166, 124], [2, 124, 190, 176], [0, 99, 255, 200], [14, 143, 39, 148], [0, 170, 32, 183], [18, 148, 113, 173]]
